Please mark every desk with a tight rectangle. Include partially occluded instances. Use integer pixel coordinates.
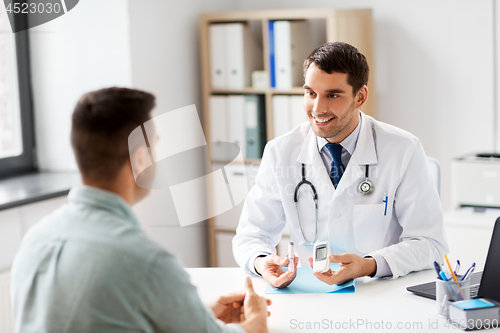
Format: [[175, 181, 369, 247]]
[[187, 222, 500, 333], [187, 267, 500, 332]]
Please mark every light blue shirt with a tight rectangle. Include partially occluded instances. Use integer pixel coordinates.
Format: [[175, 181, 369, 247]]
[[317, 111, 362, 170], [316, 112, 392, 278], [11, 186, 245, 333]]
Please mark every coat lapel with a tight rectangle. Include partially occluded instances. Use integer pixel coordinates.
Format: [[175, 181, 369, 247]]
[[335, 112, 378, 196], [296, 127, 334, 198]]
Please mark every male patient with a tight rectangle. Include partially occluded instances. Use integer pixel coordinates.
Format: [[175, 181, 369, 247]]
[[11, 87, 269, 333]]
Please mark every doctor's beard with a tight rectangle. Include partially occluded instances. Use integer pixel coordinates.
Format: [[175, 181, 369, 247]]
[[308, 99, 357, 142]]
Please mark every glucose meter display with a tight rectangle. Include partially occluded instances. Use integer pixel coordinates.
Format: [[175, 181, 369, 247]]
[[316, 246, 327, 260]]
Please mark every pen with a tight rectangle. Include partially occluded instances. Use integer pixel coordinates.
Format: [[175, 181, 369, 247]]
[[454, 260, 460, 275], [461, 263, 476, 281], [383, 192, 388, 216], [434, 261, 443, 279]]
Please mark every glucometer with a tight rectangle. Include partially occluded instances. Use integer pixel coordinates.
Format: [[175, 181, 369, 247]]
[[288, 242, 295, 273], [313, 241, 330, 273]]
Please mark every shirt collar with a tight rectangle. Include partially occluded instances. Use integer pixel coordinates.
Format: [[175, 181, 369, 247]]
[[317, 111, 362, 155], [67, 185, 140, 227]]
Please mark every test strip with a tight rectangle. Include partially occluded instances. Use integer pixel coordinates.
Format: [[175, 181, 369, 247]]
[[288, 242, 294, 273]]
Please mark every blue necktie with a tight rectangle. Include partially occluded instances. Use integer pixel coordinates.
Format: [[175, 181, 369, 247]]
[[325, 143, 344, 188]]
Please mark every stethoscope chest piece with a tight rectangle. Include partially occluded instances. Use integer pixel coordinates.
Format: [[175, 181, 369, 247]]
[[358, 165, 374, 196], [358, 179, 374, 196]]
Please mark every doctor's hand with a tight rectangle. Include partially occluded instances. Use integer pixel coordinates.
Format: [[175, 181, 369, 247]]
[[254, 254, 299, 289], [307, 253, 377, 285]]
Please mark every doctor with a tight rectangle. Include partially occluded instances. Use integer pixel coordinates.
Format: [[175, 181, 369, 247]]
[[233, 42, 449, 288]]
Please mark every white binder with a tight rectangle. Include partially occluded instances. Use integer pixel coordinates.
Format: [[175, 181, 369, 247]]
[[223, 23, 263, 89], [209, 95, 228, 160], [274, 21, 312, 89], [272, 95, 291, 138], [273, 95, 307, 138], [209, 24, 226, 88], [290, 95, 308, 129], [227, 95, 246, 158]]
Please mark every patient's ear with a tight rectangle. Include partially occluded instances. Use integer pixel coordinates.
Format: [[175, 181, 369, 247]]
[[130, 146, 152, 181], [130, 146, 157, 189]]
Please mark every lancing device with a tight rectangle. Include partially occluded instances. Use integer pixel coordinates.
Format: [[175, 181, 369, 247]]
[[288, 242, 295, 273]]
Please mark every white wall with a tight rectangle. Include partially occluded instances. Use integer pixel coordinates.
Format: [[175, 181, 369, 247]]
[[234, 0, 495, 211], [126, 0, 238, 267], [29, 0, 133, 171]]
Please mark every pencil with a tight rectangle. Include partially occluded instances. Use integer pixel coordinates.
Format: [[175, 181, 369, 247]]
[[444, 254, 465, 299], [444, 254, 458, 282]]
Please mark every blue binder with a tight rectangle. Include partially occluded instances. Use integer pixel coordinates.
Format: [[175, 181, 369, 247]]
[[268, 21, 275, 88]]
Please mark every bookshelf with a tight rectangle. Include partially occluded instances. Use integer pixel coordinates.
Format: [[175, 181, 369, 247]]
[[199, 8, 375, 267]]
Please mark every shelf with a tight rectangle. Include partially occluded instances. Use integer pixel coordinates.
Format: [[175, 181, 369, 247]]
[[211, 87, 305, 95], [200, 8, 351, 23], [215, 227, 290, 239], [270, 87, 305, 95], [212, 159, 261, 165], [211, 87, 267, 94], [215, 228, 238, 234]]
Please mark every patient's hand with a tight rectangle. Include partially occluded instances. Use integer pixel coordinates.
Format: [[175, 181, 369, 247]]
[[207, 292, 246, 323], [239, 277, 271, 333], [207, 278, 272, 327]]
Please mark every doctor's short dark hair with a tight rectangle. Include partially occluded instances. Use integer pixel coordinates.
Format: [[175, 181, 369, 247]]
[[70, 87, 155, 182], [303, 42, 369, 95]]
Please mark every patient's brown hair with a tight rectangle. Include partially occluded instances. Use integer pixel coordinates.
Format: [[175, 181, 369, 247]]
[[70, 87, 155, 182]]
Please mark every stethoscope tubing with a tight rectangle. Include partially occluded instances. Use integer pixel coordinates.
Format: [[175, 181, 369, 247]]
[[294, 163, 374, 245]]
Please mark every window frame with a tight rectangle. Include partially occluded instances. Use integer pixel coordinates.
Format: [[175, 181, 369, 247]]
[[0, 8, 36, 178]]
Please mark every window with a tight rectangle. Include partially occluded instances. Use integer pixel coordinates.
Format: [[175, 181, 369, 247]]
[[0, 4, 36, 178]]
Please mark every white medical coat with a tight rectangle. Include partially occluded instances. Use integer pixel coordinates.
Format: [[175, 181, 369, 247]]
[[233, 111, 449, 279]]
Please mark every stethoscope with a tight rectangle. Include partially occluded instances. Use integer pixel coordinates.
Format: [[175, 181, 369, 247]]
[[293, 163, 374, 246]]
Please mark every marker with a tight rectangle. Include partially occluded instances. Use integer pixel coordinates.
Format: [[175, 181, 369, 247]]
[[434, 261, 443, 279], [439, 270, 450, 281]]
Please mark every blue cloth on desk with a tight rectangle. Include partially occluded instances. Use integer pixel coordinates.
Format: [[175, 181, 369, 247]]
[[264, 262, 356, 294]]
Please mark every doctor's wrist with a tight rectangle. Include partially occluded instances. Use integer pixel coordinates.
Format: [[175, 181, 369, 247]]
[[362, 257, 377, 277], [254, 255, 267, 276]]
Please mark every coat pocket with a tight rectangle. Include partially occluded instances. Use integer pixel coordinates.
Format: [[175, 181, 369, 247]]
[[352, 203, 390, 254]]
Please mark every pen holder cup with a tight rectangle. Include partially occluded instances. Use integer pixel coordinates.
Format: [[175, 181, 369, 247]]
[[436, 276, 471, 318]]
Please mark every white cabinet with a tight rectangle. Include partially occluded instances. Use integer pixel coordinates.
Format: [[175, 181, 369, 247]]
[[0, 196, 67, 272], [215, 232, 238, 267], [0, 208, 22, 271]]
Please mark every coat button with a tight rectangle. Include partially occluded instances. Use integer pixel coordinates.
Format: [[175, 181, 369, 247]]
[[335, 212, 341, 219]]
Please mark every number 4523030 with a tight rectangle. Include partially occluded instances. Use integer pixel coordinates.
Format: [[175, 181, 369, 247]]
[[5, 2, 62, 14]]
